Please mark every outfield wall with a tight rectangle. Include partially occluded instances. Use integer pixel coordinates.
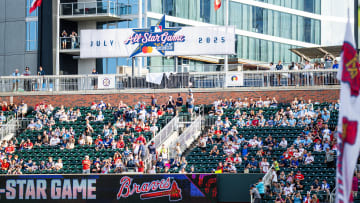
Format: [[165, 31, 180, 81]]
[[0, 88, 339, 107], [0, 174, 262, 203]]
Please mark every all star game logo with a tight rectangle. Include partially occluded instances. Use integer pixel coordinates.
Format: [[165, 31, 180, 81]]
[[124, 15, 185, 57]]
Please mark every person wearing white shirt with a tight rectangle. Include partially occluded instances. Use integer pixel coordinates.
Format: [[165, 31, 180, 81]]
[[96, 111, 104, 121], [305, 152, 314, 164], [49, 136, 60, 146], [279, 138, 288, 148]]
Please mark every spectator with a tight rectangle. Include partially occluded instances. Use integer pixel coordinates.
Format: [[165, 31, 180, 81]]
[[82, 156, 91, 174], [55, 159, 63, 171], [321, 179, 330, 195], [294, 170, 304, 181], [250, 184, 261, 203], [324, 148, 335, 167], [23, 67, 32, 91], [12, 69, 20, 91], [310, 178, 321, 192], [256, 178, 265, 199], [70, 31, 78, 49], [61, 30, 68, 49]]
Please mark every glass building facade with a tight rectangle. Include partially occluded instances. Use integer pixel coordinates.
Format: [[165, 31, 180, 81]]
[[26, 0, 38, 51], [147, 0, 324, 67]]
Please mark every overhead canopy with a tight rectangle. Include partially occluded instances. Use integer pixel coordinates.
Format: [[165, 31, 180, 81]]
[[290, 45, 342, 61]]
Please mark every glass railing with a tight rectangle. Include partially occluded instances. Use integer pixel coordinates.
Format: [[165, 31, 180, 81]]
[[0, 70, 339, 93], [60, 36, 80, 50], [60, 1, 132, 17]]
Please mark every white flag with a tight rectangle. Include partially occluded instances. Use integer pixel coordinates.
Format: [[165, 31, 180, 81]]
[[336, 17, 360, 203]]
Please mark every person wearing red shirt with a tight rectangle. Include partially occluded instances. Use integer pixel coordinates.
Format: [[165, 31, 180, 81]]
[[82, 156, 91, 174], [143, 123, 150, 131], [251, 117, 259, 126], [135, 134, 146, 145], [94, 135, 103, 145], [134, 124, 142, 132], [295, 171, 304, 181], [138, 158, 145, 173], [1, 159, 10, 170], [23, 139, 34, 150], [116, 138, 125, 149], [5, 145, 15, 154]]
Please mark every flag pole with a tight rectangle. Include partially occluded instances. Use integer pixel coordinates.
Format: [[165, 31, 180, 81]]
[[138, 0, 143, 76], [55, 0, 60, 90], [224, 0, 229, 87]]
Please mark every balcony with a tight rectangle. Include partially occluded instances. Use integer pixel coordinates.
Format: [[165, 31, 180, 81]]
[[59, 36, 80, 55], [60, 1, 134, 22]]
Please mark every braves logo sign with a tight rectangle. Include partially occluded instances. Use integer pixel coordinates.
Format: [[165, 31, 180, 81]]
[[342, 42, 360, 97], [124, 15, 185, 57], [117, 176, 182, 201]]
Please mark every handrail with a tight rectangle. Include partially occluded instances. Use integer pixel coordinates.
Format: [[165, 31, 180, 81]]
[[0, 116, 18, 141], [0, 70, 340, 93], [169, 115, 202, 158], [146, 116, 179, 149]]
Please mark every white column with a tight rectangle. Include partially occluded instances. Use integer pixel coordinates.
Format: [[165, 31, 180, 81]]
[[224, 0, 229, 86], [137, 0, 143, 76], [144, 0, 148, 70], [55, 0, 60, 90]]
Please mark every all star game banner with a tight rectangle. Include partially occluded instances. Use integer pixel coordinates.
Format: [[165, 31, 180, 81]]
[[80, 15, 235, 58], [0, 174, 217, 202]]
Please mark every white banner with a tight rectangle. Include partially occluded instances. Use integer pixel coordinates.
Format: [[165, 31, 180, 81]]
[[226, 73, 244, 87], [98, 75, 115, 89], [80, 19, 235, 58]]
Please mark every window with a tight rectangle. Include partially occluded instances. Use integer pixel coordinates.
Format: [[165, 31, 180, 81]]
[[26, 0, 39, 17], [26, 21, 38, 51]]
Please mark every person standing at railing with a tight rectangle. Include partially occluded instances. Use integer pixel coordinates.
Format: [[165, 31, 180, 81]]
[[91, 68, 98, 89], [61, 30, 68, 49], [70, 31, 78, 49], [268, 62, 275, 86], [275, 61, 283, 86], [12, 69, 20, 92], [37, 66, 45, 91], [22, 67, 32, 91]]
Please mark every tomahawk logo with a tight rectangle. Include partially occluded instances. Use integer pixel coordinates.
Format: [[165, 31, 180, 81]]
[[342, 42, 360, 97], [117, 176, 182, 201]]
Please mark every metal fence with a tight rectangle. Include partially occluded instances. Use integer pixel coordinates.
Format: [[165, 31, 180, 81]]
[[60, 36, 80, 50], [0, 70, 339, 93]]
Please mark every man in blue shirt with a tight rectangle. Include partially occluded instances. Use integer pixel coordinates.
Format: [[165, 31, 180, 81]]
[[256, 178, 265, 198], [242, 145, 248, 157], [12, 69, 20, 91], [332, 60, 339, 69]]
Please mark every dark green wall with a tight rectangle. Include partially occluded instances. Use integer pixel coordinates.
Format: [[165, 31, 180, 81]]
[[218, 174, 264, 203]]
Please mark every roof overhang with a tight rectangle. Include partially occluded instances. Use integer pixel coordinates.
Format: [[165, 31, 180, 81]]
[[290, 45, 342, 61]]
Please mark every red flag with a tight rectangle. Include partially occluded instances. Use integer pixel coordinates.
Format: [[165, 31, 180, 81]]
[[214, 0, 221, 11], [29, 0, 42, 14]]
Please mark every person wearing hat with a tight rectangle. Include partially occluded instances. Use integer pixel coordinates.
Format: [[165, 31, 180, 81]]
[[23, 66, 32, 91], [82, 155, 91, 174], [250, 184, 261, 203]]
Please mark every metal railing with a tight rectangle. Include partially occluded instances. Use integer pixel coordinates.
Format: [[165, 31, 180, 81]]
[[60, 36, 80, 50], [146, 116, 179, 150], [0, 70, 339, 93], [0, 116, 18, 140], [169, 116, 202, 158], [60, 1, 132, 17]]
